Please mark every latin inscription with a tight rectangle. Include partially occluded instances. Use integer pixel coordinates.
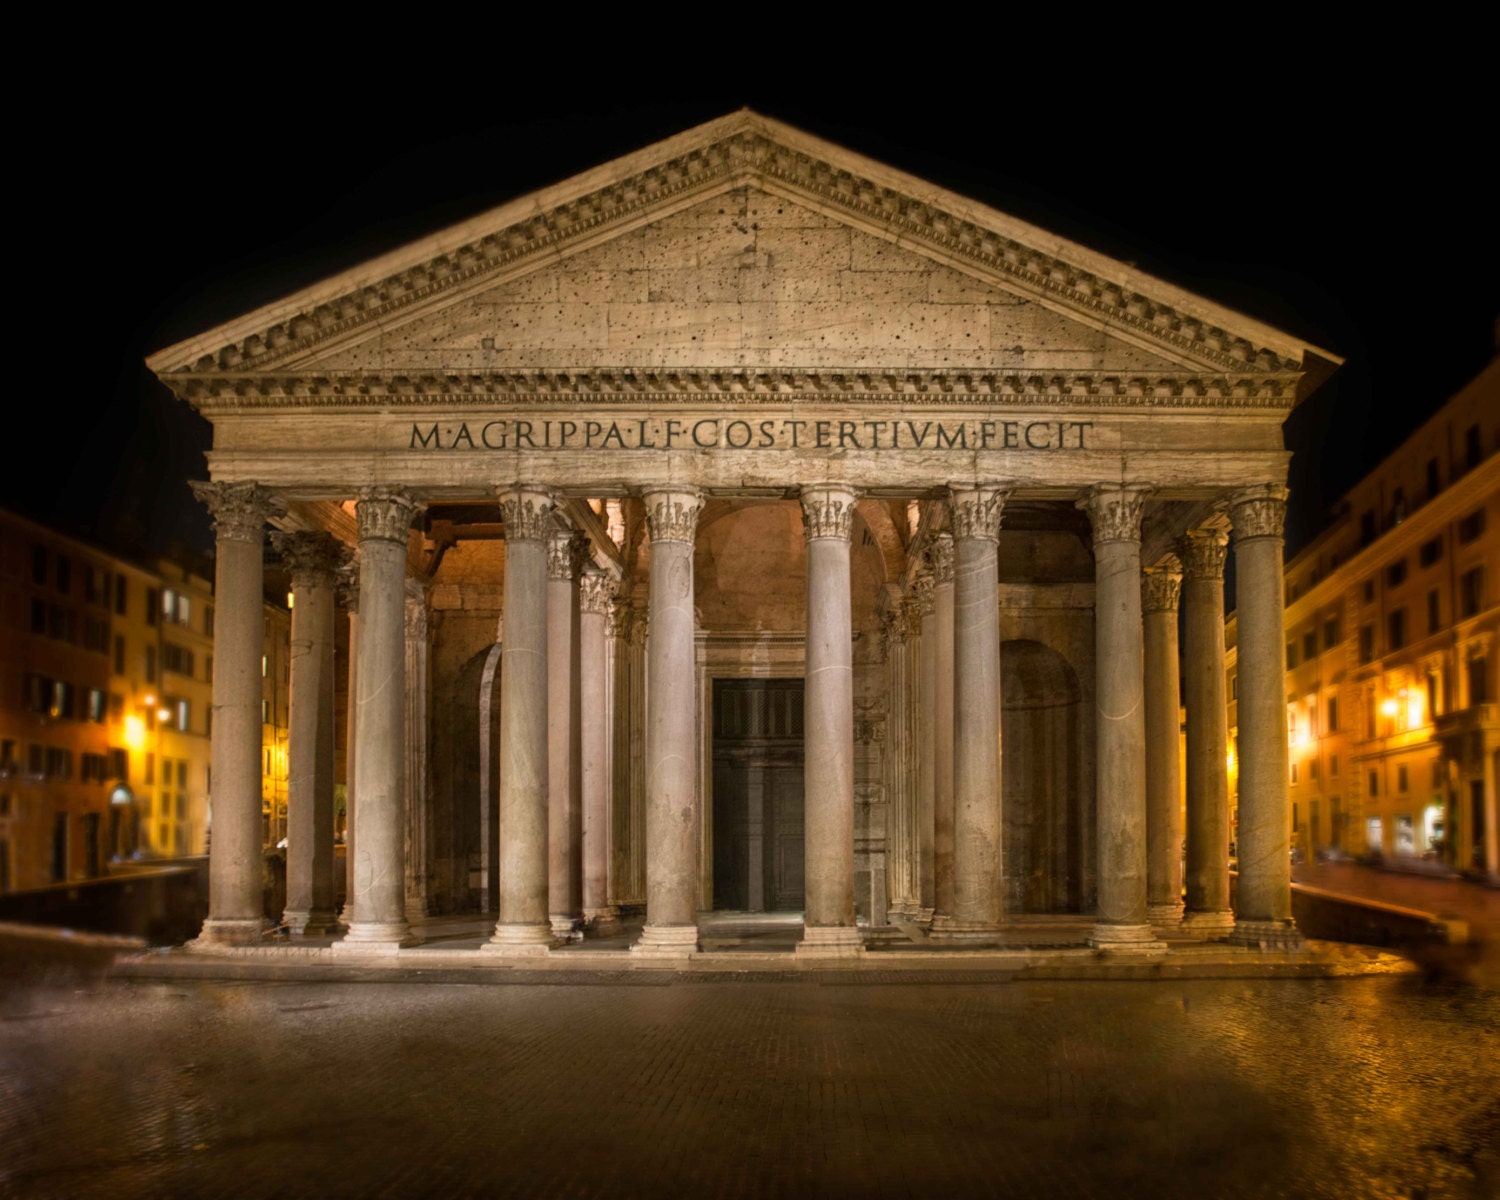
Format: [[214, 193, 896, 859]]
[[410, 417, 1093, 452]]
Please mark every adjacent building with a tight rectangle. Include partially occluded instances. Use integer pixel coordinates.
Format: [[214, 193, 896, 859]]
[[1227, 356, 1499, 877], [0, 508, 294, 893]]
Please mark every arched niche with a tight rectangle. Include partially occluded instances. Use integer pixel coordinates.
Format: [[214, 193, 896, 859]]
[[1002, 638, 1088, 914]]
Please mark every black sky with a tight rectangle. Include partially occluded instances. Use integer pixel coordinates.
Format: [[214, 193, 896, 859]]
[[16, 47, 1495, 567]]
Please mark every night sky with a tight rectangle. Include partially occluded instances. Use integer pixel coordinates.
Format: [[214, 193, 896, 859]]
[[17, 64, 1494, 569]]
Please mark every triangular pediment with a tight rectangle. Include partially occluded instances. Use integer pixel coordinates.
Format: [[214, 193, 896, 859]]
[[148, 109, 1338, 401]]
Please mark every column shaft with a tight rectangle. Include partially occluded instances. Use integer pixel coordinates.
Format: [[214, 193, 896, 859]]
[[882, 610, 912, 914], [1081, 484, 1164, 952], [191, 483, 281, 946], [339, 586, 358, 923], [931, 534, 956, 922], [546, 530, 586, 939], [1143, 563, 1184, 928], [634, 488, 703, 956], [799, 485, 862, 956], [1179, 531, 1234, 937], [338, 487, 421, 950], [276, 533, 345, 937], [488, 486, 556, 953], [1229, 485, 1301, 948], [914, 575, 937, 920], [581, 573, 620, 933]]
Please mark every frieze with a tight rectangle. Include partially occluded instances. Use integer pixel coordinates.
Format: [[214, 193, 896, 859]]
[[1176, 528, 1229, 579], [168, 126, 1298, 380], [174, 369, 1300, 411], [191, 481, 284, 544], [1079, 483, 1152, 545], [800, 485, 857, 541], [643, 487, 704, 545], [546, 529, 590, 580], [271, 530, 349, 586], [1227, 484, 1289, 541], [356, 486, 423, 544], [949, 486, 1010, 542], [498, 486, 554, 542]]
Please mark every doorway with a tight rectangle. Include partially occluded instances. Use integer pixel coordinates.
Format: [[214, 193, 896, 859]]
[[711, 678, 805, 911]]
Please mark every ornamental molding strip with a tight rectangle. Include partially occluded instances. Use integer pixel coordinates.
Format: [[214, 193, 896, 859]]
[[1079, 483, 1153, 545], [800, 485, 858, 541], [164, 369, 1301, 412], [1176, 528, 1230, 579], [643, 487, 704, 545], [191, 481, 284, 544], [1227, 484, 1289, 541], [498, 486, 555, 542], [147, 112, 1336, 391], [356, 486, 423, 544]]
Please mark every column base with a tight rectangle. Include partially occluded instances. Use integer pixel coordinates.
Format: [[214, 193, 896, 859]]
[[1180, 909, 1236, 940], [484, 922, 561, 956], [1147, 901, 1185, 930], [796, 925, 865, 958], [333, 920, 418, 953], [631, 923, 698, 959], [283, 908, 339, 939], [914, 907, 935, 926], [585, 907, 623, 937], [191, 917, 269, 948], [550, 915, 584, 942], [927, 916, 1002, 943], [1089, 922, 1168, 954], [1228, 918, 1304, 951]]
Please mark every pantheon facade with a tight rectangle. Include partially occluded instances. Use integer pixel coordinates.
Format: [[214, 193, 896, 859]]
[[148, 112, 1338, 958]]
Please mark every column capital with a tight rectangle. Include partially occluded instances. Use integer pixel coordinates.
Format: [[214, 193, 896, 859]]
[[581, 570, 615, 614], [335, 562, 360, 613], [948, 483, 1011, 542], [271, 531, 350, 589], [909, 569, 936, 618], [1176, 528, 1229, 579], [1227, 484, 1289, 541], [1078, 483, 1153, 546], [1142, 560, 1183, 613], [191, 481, 284, 544], [928, 533, 954, 584], [800, 483, 858, 542], [881, 605, 909, 649], [498, 484, 555, 543], [642, 486, 704, 545], [547, 529, 590, 580], [356, 486, 423, 544]]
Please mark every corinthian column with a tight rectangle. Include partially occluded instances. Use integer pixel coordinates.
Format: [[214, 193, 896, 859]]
[[547, 528, 587, 941], [274, 531, 347, 938], [797, 484, 863, 957], [581, 571, 621, 935], [1142, 560, 1184, 930], [633, 487, 704, 958], [486, 485, 557, 954], [882, 608, 913, 915], [1228, 485, 1302, 949], [1178, 529, 1235, 938], [190, 482, 282, 946], [911, 571, 937, 922], [337, 568, 359, 924], [336, 486, 423, 951], [932, 484, 1009, 938], [1079, 484, 1165, 954], [929, 532, 956, 926]]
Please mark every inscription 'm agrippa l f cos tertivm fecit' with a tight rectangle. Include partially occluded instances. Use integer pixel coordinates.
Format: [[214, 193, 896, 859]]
[[410, 417, 1094, 453]]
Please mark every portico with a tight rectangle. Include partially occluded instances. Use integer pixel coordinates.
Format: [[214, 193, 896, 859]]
[[150, 111, 1338, 960]]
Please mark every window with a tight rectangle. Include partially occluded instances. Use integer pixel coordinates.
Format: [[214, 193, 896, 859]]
[[1387, 609, 1406, 652], [1427, 457, 1441, 498], [261, 654, 269, 678], [161, 589, 191, 626], [1470, 656, 1490, 706], [1458, 509, 1486, 544], [1230, 675, 1237, 701], [1286, 641, 1298, 669], [80, 753, 109, 783], [1420, 537, 1443, 567], [1390, 487, 1407, 525], [1429, 589, 1442, 634], [262, 699, 271, 724], [145, 645, 157, 683], [45, 748, 72, 780], [31, 544, 47, 585], [1323, 615, 1340, 650], [206, 656, 213, 684], [1460, 567, 1484, 618], [1428, 673, 1440, 720], [1398, 765, 1409, 793], [1358, 625, 1375, 664], [1369, 770, 1379, 798], [163, 643, 195, 678], [145, 587, 159, 626], [114, 575, 127, 616], [114, 635, 125, 676], [1327, 695, 1339, 733], [1360, 510, 1376, 547], [1465, 423, 1482, 470], [1303, 631, 1318, 663], [1290, 762, 1298, 784], [1311, 759, 1320, 782], [1331, 754, 1339, 777], [1363, 580, 1375, 604], [1386, 559, 1407, 587], [107, 747, 127, 779], [86, 689, 106, 723]]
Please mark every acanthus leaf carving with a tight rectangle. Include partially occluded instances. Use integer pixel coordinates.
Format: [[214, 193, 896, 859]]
[[948, 484, 1010, 542], [356, 486, 423, 544], [643, 487, 704, 545], [498, 485, 555, 543], [547, 529, 590, 580], [1141, 562, 1183, 613], [1079, 483, 1153, 545], [1228, 484, 1289, 541], [1176, 528, 1229, 580], [271, 530, 350, 588], [800, 484, 858, 541], [191, 481, 284, 544]]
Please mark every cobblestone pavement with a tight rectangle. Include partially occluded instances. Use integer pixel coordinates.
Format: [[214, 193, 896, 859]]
[[2, 975, 1497, 1199]]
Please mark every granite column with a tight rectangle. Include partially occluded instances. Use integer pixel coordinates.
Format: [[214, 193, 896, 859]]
[[546, 528, 586, 941], [581, 571, 620, 934], [930, 532, 956, 926], [1142, 560, 1184, 929]]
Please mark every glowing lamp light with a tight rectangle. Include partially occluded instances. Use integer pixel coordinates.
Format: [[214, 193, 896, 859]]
[[157, 706, 172, 723], [124, 714, 146, 751], [1380, 698, 1400, 718]]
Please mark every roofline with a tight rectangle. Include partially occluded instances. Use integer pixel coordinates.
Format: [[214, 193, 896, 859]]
[[147, 108, 1342, 376]]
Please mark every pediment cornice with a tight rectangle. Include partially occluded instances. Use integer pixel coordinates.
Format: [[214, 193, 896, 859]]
[[148, 111, 1337, 388], [174, 366, 1301, 411]]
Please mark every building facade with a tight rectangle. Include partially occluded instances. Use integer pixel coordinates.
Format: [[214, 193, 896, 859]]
[[146, 111, 1340, 954], [0, 508, 295, 893], [1227, 357, 1499, 877]]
